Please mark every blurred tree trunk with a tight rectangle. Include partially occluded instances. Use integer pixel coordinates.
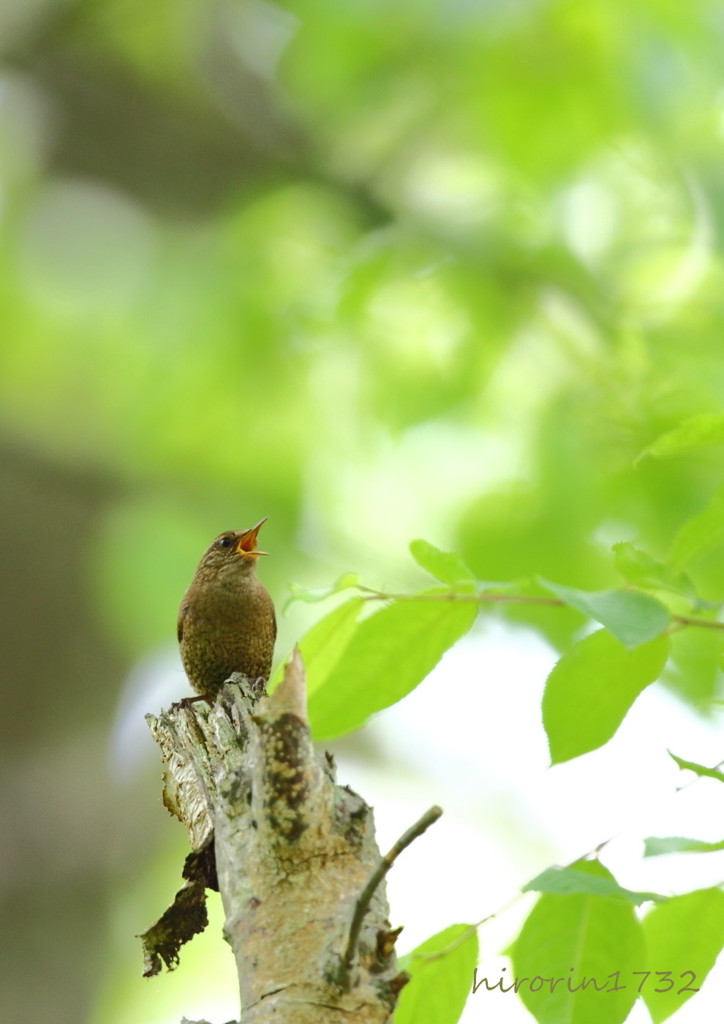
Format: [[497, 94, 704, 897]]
[[0, 439, 127, 1024]]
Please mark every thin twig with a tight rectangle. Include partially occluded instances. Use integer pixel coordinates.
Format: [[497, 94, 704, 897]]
[[671, 614, 724, 632], [359, 588, 724, 633], [337, 805, 443, 985], [360, 589, 563, 607]]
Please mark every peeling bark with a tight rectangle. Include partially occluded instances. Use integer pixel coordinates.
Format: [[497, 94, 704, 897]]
[[141, 650, 410, 1023]]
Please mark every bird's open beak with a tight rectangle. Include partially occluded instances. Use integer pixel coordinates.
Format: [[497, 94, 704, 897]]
[[235, 517, 269, 557]]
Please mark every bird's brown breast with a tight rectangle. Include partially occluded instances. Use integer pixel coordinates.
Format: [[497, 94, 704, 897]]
[[178, 575, 276, 696]]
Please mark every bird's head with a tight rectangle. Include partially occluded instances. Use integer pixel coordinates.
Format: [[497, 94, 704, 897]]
[[194, 517, 269, 582]]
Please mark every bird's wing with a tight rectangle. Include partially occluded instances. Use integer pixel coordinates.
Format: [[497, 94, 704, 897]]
[[177, 604, 188, 644]]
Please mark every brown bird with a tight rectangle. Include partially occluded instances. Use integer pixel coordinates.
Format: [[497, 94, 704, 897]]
[[177, 517, 276, 698]]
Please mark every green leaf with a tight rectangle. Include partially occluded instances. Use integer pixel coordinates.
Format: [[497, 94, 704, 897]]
[[644, 836, 724, 857], [540, 579, 670, 648], [270, 597, 365, 694], [612, 542, 695, 601], [409, 538, 475, 587], [512, 860, 644, 1024], [668, 485, 724, 571], [543, 630, 670, 763], [662, 627, 724, 708], [639, 413, 724, 460], [283, 572, 360, 610], [523, 865, 665, 905], [307, 594, 478, 739], [394, 923, 478, 1024], [641, 888, 724, 1023], [668, 751, 724, 783], [613, 542, 668, 586]]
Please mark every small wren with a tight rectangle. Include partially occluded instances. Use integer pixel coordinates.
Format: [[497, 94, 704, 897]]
[[177, 518, 276, 697]]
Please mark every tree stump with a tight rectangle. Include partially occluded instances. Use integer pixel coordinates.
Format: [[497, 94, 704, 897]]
[[140, 649, 410, 1024]]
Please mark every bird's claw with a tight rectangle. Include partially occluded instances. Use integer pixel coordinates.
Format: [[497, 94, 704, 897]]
[[230, 674, 268, 702], [251, 675, 268, 698], [170, 694, 212, 712]]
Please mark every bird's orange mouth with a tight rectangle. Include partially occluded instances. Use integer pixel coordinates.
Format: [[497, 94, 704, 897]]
[[235, 517, 269, 557]]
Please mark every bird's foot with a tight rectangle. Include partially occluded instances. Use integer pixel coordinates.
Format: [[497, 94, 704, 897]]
[[228, 674, 268, 702], [170, 694, 212, 712], [251, 675, 268, 699]]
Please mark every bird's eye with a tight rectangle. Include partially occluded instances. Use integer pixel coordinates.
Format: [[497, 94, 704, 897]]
[[217, 536, 233, 549]]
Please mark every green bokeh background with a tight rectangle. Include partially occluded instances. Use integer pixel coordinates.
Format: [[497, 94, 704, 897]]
[[2, 2, 724, 1022]]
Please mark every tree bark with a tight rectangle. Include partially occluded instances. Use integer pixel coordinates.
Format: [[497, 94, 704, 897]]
[[141, 650, 409, 1023]]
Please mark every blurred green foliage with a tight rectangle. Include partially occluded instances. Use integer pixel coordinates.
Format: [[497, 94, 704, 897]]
[[3, 1, 724, 637], [3, 1, 724, 1023]]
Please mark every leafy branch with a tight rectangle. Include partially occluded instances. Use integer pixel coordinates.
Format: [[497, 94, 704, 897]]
[[277, 530, 724, 1024], [356, 585, 724, 634], [279, 536, 724, 751]]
